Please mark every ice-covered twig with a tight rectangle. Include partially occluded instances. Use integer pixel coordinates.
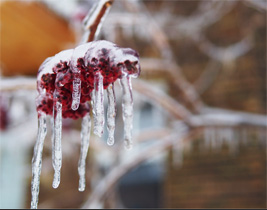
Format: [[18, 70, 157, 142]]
[[132, 79, 192, 124], [31, 113, 47, 209], [245, 0, 267, 11], [125, 0, 204, 113], [81, 0, 114, 43], [0, 76, 36, 92], [138, 58, 204, 110], [193, 60, 222, 95], [190, 107, 267, 128], [197, 35, 253, 65]]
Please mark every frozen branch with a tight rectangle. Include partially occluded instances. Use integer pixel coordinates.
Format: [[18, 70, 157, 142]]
[[190, 107, 267, 128], [132, 79, 193, 125], [139, 58, 205, 112], [81, 129, 199, 209], [193, 60, 222, 95], [245, 0, 267, 11], [0, 77, 36, 92], [197, 35, 253, 65], [81, 0, 114, 43]]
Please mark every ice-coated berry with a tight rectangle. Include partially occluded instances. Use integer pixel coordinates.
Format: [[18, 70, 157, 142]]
[[36, 40, 140, 119]]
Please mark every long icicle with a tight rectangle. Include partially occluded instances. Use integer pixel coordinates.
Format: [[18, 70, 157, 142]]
[[52, 101, 62, 188], [92, 71, 104, 137], [120, 75, 134, 150], [31, 112, 47, 209], [78, 112, 91, 191], [106, 83, 116, 146]]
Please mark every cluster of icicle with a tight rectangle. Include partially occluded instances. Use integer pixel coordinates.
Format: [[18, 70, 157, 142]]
[[31, 40, 140, 209], [171, 126, 267, 168]]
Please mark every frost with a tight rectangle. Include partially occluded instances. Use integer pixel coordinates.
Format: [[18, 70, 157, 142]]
[[120, 75, 133, 150], [37, 49, 73, 81], [31, 113, 47, 209], [78, 113, 91, 191], [106, 83, 116, 146], [52, 101, 62, 189], [92, 72, 104, 137]]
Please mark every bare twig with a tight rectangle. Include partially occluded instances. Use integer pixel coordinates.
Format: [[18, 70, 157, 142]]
[[132, 79, 193, 125], [81, 129, 199, 209], [123, 0, 204, 114], [193, 60, 222, 95], [191, 107, 267, 128]]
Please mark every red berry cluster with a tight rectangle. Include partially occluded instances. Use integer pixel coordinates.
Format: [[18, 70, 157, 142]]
[[36, 42, 140, 119]]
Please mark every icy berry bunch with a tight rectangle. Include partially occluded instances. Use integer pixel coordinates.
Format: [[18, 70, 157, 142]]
[[31, 40, 140, 209]]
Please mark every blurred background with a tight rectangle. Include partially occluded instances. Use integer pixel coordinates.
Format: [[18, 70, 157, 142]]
[[0, 0, 266, 209]]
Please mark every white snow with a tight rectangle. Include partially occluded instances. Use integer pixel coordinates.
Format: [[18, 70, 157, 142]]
[[37, 49, 73, 81]]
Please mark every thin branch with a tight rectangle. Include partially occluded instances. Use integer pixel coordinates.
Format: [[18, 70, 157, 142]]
[[123, 0, 204, 114], [132, 79, 193, 125], [190, 107, 267, 128], [193, 60, 222, 95], [81, 129, 199, 209], [81, 0, 114, 43], [0, 77, 36, 92]]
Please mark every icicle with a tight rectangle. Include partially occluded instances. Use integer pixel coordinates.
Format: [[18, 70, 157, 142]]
[[78, 113, 91, 191], [92, 72, 104, 137], [106, 83, 116, 146], [31, 112, 47, 209], [52, 101, 62, 188], [70, 43, 93, 111], [71, 77, 81, 110], [120, 75, 133, 150]]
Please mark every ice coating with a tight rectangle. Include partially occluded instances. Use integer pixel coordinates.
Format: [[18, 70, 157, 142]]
[[31, 112, 47, 209], [36, 40, 140, 120], [120, 76, 134, 150], [106, 83, 116, 146], [78, 113, 91, 191]]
